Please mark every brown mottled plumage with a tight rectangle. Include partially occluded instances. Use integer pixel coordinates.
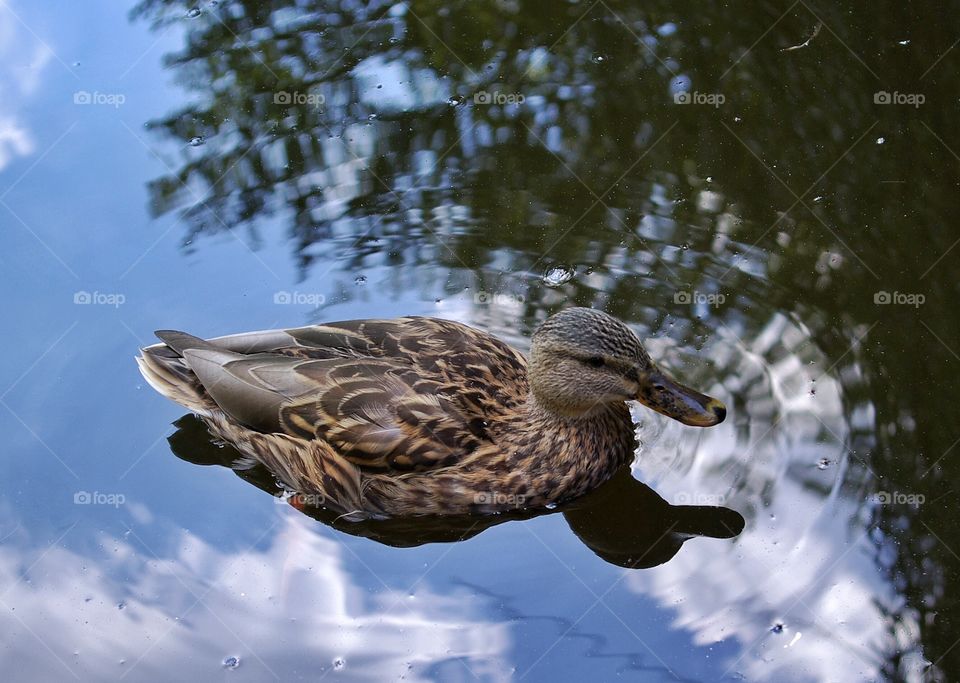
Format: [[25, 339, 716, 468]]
[[137, 308, 726, 519]]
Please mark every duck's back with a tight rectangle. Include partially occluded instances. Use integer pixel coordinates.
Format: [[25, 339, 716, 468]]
[[138, 317, 530, 473]]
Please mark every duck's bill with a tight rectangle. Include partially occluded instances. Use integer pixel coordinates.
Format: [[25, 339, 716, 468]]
[[635, 370, 726, 427]]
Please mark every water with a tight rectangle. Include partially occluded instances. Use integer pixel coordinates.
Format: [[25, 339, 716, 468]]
[[1, 1, 958, 681]]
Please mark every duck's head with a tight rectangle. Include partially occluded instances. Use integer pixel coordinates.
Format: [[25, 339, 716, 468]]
[[529, 307, 726, 426]]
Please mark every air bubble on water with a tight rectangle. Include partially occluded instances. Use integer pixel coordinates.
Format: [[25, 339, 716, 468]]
[[876, 137, 885, 145], [592, 54, 607, 64], [898, 39, 910, 46], [770, 623, 785, 634], [368, 114, 378, 121], [542, 265, 574, 287], [447, 95, 465, 107], [187, 7, 202, 18], [117, 601, 126, 610], [354, 275, 367, 284], [545, 502, 558, 510], [816, 458, 830, 470], [813, 195, 824, 203], [189, 136, 205, 147], [222, 656, 240, 669], [733, 116, 742, 122], [332, 657, 346, 670]]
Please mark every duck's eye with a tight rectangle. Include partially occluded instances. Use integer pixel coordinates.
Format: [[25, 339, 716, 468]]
[[584, 356, 606, 368]]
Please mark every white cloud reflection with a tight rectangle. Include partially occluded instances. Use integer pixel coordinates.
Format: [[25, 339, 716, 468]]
[[0, 2, 51, 171], [625, 313, 903, 682], [0, 510, 511, 682]]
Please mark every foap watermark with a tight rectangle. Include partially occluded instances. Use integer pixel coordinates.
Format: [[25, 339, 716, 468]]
[[869, 490, 925, 507], [474, 90, 525, 105], [74, 491, 126, 507], [874, 91, 925, 108], [276, 492, 327, 507], [273, 291, 326, 306], [674, 290, 726, 307], [674, 91, 725, 108], [674, 491, 726, 505], [73, 90, 126, 108], [274, 91, 325, 108], [74, 290, 125, 307], [474, 491, 526, 506], [474, 291, 525, 306], [874, 291, 925, 308]]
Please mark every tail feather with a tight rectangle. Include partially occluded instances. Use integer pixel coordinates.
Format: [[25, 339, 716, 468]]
[[137, 332, 219, 415], [154, 329, 217, 355]]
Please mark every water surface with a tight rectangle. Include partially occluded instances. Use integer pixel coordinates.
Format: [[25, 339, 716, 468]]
[[2, 1, 959, 680]]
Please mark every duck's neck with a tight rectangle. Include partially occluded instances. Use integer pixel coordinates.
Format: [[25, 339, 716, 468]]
[[509, 394, 637, 501]]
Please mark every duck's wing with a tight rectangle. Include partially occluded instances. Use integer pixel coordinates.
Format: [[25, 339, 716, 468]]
[[145, 318, 528, 473]]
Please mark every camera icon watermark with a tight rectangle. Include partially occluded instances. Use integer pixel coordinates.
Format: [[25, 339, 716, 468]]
[[74, 491, 126, 507], [274, 91, 325, 108], [273, 291, 326, 306], [674, 91, 725, 108], [73, 91, 126, 108], [873, 290, 925, 308], [74, 290, 126, 307], [873, 91, 925, 108], [474, 90, 526, 105], [674, 290, 726, 307]]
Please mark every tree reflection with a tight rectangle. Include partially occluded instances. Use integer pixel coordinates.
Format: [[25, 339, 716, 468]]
[[133, 0, 960, 677]]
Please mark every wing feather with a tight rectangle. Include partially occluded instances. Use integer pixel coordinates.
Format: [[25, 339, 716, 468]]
[[153, 317, 527, 475]]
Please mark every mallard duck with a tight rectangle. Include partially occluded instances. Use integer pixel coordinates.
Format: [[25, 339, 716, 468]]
[[137, 307, 725, 518]]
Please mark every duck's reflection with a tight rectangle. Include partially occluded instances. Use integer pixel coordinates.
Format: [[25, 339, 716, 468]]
[[168, 414, 743, 568]]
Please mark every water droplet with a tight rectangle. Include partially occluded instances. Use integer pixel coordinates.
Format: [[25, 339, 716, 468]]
[[733, 116, 742, 123], [368, 113, 378, 121], [187, 7, 202, 18], [542, 265, 574, 287], [898, 39, 910, 46], [813, 195, 824, 203], [876, 137, 885, 145], [222, 656, 240, 669], [771, 623, 785, 634], [354, 275, 367, 285], [332, 657, 346, 670], [592, 54, 607, 64], [545, 502, 558, 510], [117, 601, 126, 610], [189, 136, 205, 147], [816, 458, 830, 470], [389, 37, 400, 45], [446, 95, 465, 107]]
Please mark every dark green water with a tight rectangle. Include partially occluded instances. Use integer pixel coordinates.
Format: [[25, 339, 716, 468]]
[[2, 1, 959, 680]]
